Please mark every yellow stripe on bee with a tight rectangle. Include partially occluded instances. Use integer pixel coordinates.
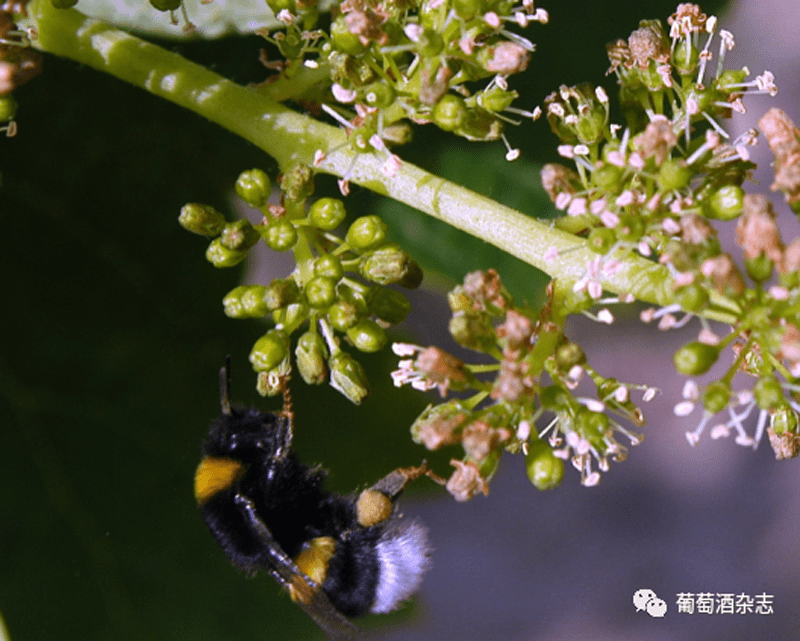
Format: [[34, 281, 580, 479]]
[[194, 457, 245, 504], [288, 536, 336, 603]]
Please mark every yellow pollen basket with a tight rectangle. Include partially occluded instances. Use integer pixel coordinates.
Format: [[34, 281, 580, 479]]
[[289, 536, 337, 602]]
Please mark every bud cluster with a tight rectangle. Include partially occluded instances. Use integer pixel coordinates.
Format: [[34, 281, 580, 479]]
[[179, 165, 423, 404], [540, 5, 800, 461], [653, 114, 800, 460], [392, 270, 652, 500], [254, 0, 547, 161]]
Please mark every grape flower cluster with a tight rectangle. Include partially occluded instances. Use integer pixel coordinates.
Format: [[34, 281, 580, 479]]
[[180, 164, 423, 404], [257, 0, 547, 163], [540, 4, 800, 460], [392, 270, 655, 500]]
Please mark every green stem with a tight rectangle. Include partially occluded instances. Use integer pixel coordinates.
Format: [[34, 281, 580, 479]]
[[26, 2, 740, 324]]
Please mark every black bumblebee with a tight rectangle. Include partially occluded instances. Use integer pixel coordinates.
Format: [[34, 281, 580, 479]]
[[194, 361, 438, 640]]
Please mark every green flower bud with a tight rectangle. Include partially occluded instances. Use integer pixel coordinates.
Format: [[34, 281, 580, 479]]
[[345, 216, 388, 252], [327, 299, 360, 331], [575, 108, 607, 146], [591, 162, 623, 190], [480, 87, 517, 113], [587, 227, 616, 254], [0, 95, 17, 122], [546, 84, 607, 146], [329, 352, 370, 404], [452, 0, 485, 19], [381, 20, 403, 46], [330, 16, 366, 55], [455, 108, 503, 142], [314, 254, 344, 281], [416, 28, 444, 57], [280, 164, 315, 202], [702, 381, 730, 414], [249, 330, 289, 372], [263, 219, 298, 252], [577, 408, 609, 449], [305, 275, 337, 309], [716, 68, 749, 94], [256, 358, 292, 397], [754, 376, 784, 411], [359, 245, 423, 288], [265, 0, 293, 13], [381, 122, 413, 146], [51, 0, 78, 7], [410, 401, 467, 448], [295, 331, 328, 385], [639, 60, 668, 92], [705, 185, 744, 220], [206, 238, 247, 267], [240, 285, 269, 317], [338, 282, 371, 315], [474, 447, 502, 479], [675, 283, 709, 312], [525, 439, 564, 490], [673, 341, 720, 375], [555, 343, 585, 369], [278, 31, 304, 59], [744, 254, 773, 283], [369, 288, 411, 324], [658, 158, 692, 191], [347, 319, 387, 353], [264, 278, 300, 311], [447, 286, 472, 314], [771, 407, 798, 435], [274, 300, 308, 328], [672, 41, 699, 75], [431, 95, 467, 133], [539, 385, 571, 411], [449, 312, 495, 353], [235, 169, 271, 207], [222, 286, 248, 318], [221, 219, 260, 252], [617, 214, 645, 242], [308, 197, 347, 231], [359, 83, 396, 109], [349, 126, 377, 154], [686, 86, 726, 118], [149, 0, 180, 11], [179, 203, 225, 237]]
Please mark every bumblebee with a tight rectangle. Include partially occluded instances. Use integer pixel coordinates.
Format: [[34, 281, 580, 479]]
[[194, 361, 438, 640]]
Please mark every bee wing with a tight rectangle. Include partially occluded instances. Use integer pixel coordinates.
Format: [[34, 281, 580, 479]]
[[234, 494, 361, 641]]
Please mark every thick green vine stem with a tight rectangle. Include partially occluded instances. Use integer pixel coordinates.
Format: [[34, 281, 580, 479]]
[[23, 0, 737, 323]]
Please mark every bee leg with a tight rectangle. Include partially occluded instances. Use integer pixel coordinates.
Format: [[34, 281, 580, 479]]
[[233, 494, 303, 589], [234, 494, 362, 641], [355, 461, 446, 529], [369, 461, 447, 501]]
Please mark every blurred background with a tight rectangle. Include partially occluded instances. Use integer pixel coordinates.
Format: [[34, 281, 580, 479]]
[[2, 0, 799, 639]]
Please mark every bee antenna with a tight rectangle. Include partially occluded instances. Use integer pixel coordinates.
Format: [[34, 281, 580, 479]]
[[220, 355, 233, 415]]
